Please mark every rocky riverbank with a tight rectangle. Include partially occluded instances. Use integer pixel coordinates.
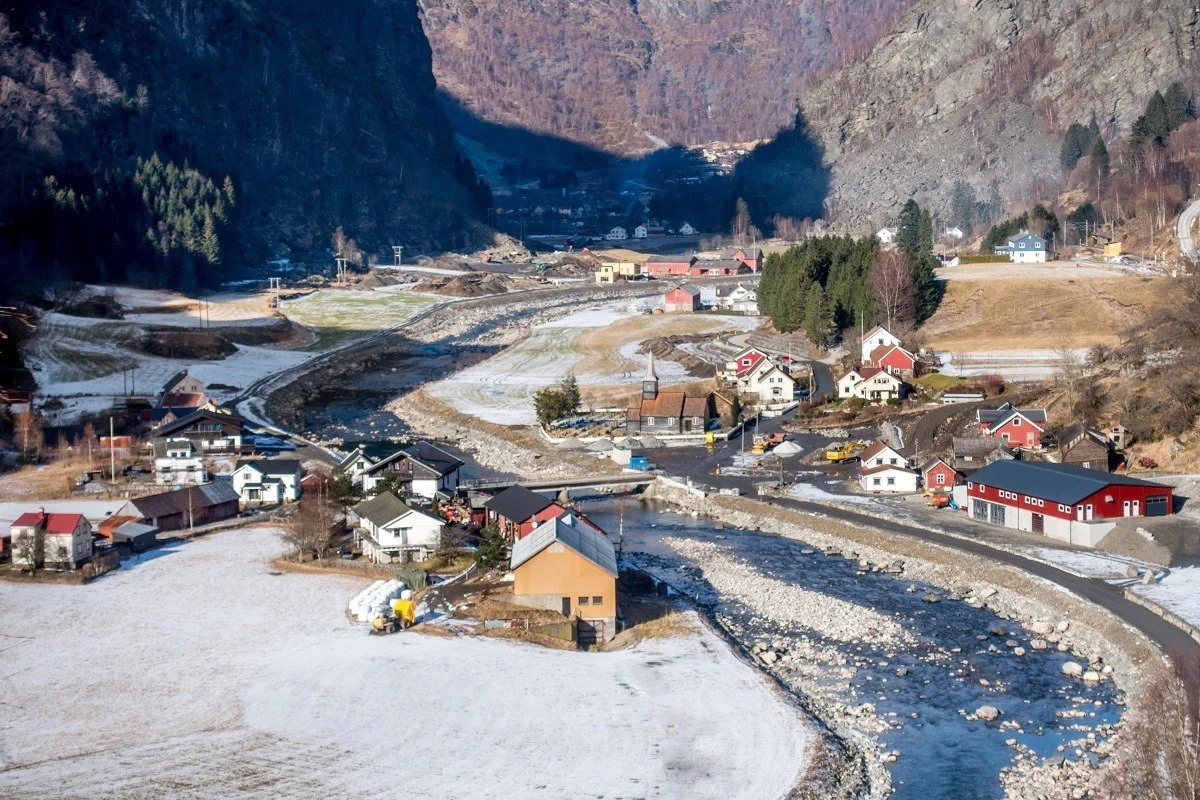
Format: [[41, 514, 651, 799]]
[[641, 480, 1158, 800]]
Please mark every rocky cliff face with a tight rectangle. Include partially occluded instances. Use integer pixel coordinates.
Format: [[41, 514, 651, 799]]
[[0, 0, 484, 293], [801, 0, 1200, 228], [419, 0, 910, 153]]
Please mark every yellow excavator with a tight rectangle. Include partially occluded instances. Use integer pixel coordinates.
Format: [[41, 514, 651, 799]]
[[825, 441, 867, 463]]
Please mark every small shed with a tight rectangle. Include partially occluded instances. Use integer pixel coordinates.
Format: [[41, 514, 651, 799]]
[[110, 521, 160, 551], [664, 284, 701, 313]]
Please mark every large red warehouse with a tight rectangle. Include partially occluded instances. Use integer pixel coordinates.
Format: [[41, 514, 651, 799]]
[[966, 460, 1173, 546]]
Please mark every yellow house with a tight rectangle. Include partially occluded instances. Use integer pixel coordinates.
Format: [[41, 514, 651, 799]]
[[595, 261, 641, 284], [1103, 242, 1122, 257], [510, 514, 618, 643]]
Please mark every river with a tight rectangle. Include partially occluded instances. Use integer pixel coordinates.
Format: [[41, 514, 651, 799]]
[[580, 495, 1120, 800]]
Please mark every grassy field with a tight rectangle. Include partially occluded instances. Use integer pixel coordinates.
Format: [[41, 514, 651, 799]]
[[921, 276, 1170, 351], [279, 288, 437, 350]]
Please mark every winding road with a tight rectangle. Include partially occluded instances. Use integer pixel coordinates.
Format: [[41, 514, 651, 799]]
[[1177, 198, 1200, 261]]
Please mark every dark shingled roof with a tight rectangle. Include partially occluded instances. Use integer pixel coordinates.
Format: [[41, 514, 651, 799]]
[[969, 460, 1169, 505], [401, 441, 464, 476], [236, 459, 301, 477], [484, 485, 556, 523], [354, 491, 414, 527], [154, 409, 245, 437]]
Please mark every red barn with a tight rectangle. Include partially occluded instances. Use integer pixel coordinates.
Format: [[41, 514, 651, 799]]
[[966, 460, 1172, 545], [664, 284, 701, 313], [920, 456, 960, 492], [646, 255, 696, 277]]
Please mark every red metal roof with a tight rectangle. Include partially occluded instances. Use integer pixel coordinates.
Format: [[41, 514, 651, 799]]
[[12, 512, 84, 534], [12, 512, 44, 527]]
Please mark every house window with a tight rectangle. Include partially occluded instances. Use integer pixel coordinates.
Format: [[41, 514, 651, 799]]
[[936, 473, 945, 485], [578, 596, 589, 606], [872, 478, 881, 486], [1013, 418, 1021, 426], [647, 417, 655, 425], [887, 477, 895, 486], [592, 596, 603, 606]]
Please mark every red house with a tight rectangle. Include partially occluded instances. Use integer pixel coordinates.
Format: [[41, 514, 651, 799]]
[[729, 347, 769, 378], [966, 461, 1173, 544], [977, 403, 1047, 448], [646, 255, 697, 277], [722, 247, 763, 272], [483, 485, 561, 541], [919, 456, 960, 492], [870, 345, 918, 378], [664, 284, 701, 313]]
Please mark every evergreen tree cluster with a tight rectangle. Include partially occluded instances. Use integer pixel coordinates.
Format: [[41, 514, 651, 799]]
[[758, 236, 875, 344], [134, 153, 236, 280], [533, 375, 581, 427], [1060, 118, 1101, 172], [1130, 82, 1193, 152], [893, 199, 942, 324], [981, 204, 1060, 251]]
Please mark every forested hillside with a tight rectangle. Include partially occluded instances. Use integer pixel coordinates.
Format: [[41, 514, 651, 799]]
[[0, 0, 488, 298], [420, 0, 911, 154]]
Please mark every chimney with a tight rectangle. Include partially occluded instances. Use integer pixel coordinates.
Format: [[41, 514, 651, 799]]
[[37, 506, 45, 515]]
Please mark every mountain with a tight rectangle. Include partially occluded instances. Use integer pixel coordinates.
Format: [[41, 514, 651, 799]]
[[0, 0, 488, 296], [419, 0, 911, 154], [799, 0, 1200, 229]]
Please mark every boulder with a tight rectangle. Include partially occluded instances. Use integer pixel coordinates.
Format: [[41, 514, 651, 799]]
[[1062, 661, 1084, 678], [1031, 621, 1054, 635], [1013, 647, 1026, 656], [978, 586, 998, 600], [760, 650, 778, 664], [1031, 639, 1048, 651], [976, 705, 1001, 721], [1123, 564, 1140, 578], [989, 623, 1009, 637], [1082, 670, 1101, 682], [1056, 620, 1071, 633]]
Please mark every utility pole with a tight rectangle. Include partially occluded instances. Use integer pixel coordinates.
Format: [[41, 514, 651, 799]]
[[335, 257, 348, 285], [109, 417, 116, 482], [392, 246, 403, 267]]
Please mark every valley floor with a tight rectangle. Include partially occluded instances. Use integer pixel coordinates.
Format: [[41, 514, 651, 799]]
[[0, 527, 813, 800]]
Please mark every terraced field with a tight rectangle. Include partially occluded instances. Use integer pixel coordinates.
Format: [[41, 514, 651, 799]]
[[279, 287, 438, 350]]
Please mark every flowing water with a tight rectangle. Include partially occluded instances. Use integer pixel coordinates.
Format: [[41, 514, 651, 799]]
[[582, 496, 1120, 800]]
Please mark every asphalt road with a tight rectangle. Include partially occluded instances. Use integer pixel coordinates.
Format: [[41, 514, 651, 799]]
[[1177, 198, 1200, 261], [661, 438, 1200, 664]]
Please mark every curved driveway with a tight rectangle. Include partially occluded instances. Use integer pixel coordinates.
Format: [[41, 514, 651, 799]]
[[1177, 199, 1200, 261]]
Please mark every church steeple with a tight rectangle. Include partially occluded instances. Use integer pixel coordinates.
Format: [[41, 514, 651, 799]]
[[642, 352, 659, 400]]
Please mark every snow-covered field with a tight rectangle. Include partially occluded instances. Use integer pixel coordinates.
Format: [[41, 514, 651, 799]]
[[1025, 547, 1142, 578], [427, 306, 755, 425], [1132, 567, 1200, 630], [935, 262, 1127, 281], [939, 348, 1088, 381], [0, 527, 812, 799], [279, 287, 437, 349]]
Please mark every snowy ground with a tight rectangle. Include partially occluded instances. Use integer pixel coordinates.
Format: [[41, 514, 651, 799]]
[[276, 286, 438, 350], [0, 527, 812, 799], [938, 349, 1087, 381], [426, 305, 754, 426], [1024, 547, 1142, 578], [1132, 567, 1200, 630], [935, 262, 1127, 281]]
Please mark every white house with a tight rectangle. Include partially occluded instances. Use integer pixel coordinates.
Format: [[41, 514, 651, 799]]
[[744, 361, 796, 404], [10, 509, 93, 569], [162, 370, 206, 397], [605, 226, 628, 241], [352, 491, 446, 564], [231, 459, 303, 505], [152, 437, 207, 486], [858, 440, 908, 470], [860, 324, 902, 362], [633, 224, 648, 239], [996, 232, 1047, 263], [361, 442, 463, 500], [859, 464, 919, 494], [680, 222, 696, 236], [877, 227, 897, 244], [721, 283, 758, 314], [336, 447, 377, 488], [945, 226, 965, 240], [838, 367, 906, 403]]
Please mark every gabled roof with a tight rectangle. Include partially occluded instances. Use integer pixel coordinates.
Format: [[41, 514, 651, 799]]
[[859, 463, 916, 476], [977, 403, 1047, 427], [1058, 423, 1107, 451], [682, 396, 711, 417], [510, 514, 617, 577], [11, 511, 85, 533], [969, 460, 1169, 505], [639, 391, 687, 418], [669, 283, 701, 296], [162, 371, 192, 393], [919, 456, 955, 474], [124, 482, 239, 519], [862, 324, 896, 341], [154, 409, 245, 437], [872, 344, 916, 365], [152, 438, 197, 458], [646, 254, 697, 265], [336, 446, 375, 471], [235, 459, 301, 477], [401, 442, 463, 476], [860, 440, 904, 464], [484, 485, 557, 523], [159, 392, 205, 409], [354, 491, 425, 528]]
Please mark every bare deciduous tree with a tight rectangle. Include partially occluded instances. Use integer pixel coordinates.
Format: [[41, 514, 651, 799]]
[[280, 497, 339, 562], [13, 526, 45, 574], [871, 249, 915, 331], [435, 524, 469, 568]]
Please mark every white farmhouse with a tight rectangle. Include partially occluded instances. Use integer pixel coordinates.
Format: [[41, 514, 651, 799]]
[[679, 222, 696, 236], [605, 226, 628, 241], [361, 442, 463, 500], [10, 509, 93, 569], [860, 324, 902, 363], [352, 491, 446, 564], [720, 283, 758, 314], [336, 447, 377, 488], [945, 226, 965, 240], [859, 464, 919, 493], [838, 367, 906, 403], [633, 224, 648, 239], [152, 437, 207, 486], [996, 232, 1047, 263], [877, 227, 897, 244], [231, 459, 303, 505], [744, 361, 796, 404]]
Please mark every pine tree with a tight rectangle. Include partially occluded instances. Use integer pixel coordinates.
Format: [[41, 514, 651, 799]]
[[918, 208, 934, 255], [1164, 82, 1192, 132], [222, 176, 237, 208], [803, 283, 833, 347], [950, 180, 976, 234], [896, 199, 922, 254], [912, 254, 942, 323], [201, 213, 221, 265], [1089, 138, 1110, 183]]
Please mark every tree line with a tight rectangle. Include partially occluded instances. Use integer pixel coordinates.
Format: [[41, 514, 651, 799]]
[[758, 199, 942, 346]]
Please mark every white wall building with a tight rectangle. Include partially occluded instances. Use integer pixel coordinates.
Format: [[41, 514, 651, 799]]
[[859, 465, 919, 493], [605, 226, 627, 241], [352, 491, 446, 564], [153, 437, 207, 486], [10, 510, 93, 569], [633, 225, 648, 239], [860, 325, 902, 362], [231, 459, 303, 505]]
